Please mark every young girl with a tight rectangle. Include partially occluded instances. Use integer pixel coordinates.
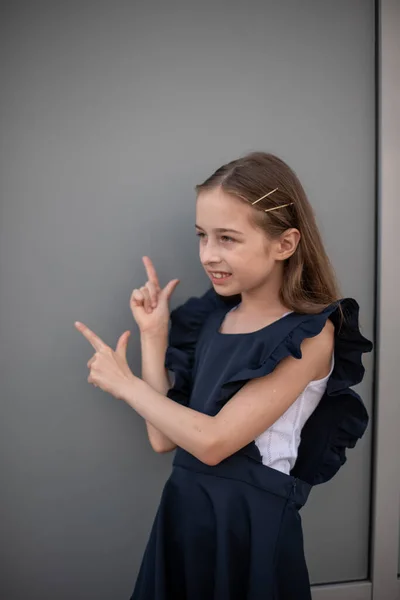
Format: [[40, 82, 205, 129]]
[[75, 152, 373, 599]]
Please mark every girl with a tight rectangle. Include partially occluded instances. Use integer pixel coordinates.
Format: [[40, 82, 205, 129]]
[[75, 152, 373, 599]]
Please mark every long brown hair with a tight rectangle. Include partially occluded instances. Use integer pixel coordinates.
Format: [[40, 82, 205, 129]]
[[195, 152, 340, 314]]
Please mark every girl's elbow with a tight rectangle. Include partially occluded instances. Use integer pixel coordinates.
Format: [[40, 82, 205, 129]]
[[202, 454, 222, 466], [199, 439, 226, 466], [151, 440, 177, 454]]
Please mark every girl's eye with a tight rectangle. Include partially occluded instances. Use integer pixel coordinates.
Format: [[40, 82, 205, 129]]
[[195, 232, 235, 243]]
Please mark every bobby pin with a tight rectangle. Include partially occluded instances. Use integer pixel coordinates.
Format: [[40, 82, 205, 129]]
[[251, 188, 279, 206], [263, 202, 294, 213]]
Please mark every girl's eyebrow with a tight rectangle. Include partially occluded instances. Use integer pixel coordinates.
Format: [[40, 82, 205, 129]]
[[195, 225, 244, 235]]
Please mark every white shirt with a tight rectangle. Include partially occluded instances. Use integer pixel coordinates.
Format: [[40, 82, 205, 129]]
[[255, 356, 334, 474]]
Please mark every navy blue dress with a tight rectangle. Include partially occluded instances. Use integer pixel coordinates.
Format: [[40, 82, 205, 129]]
[[131, 288, 373, 600]]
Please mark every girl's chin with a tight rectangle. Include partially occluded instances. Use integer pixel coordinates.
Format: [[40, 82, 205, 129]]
[[212, 282, 240, 296]]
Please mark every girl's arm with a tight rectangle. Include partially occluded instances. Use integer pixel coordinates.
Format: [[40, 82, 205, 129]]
[[122, 321, 335, 466], [129, 255, 181, 453], [140, 331, 177, 453]]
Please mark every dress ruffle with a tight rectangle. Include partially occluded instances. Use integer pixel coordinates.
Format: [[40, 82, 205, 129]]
[[164, 288, 233, 405], [165, 289, 373, 486], [292, 299, 373, 484]]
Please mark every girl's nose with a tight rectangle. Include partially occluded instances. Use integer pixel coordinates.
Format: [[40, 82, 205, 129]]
[[200, 241, 222, 265]]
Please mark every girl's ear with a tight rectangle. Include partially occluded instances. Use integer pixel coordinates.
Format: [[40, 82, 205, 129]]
[[275, 228, 301, 261]]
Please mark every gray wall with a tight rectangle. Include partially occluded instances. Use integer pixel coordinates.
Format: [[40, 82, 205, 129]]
[[0, 2, 375, 598]]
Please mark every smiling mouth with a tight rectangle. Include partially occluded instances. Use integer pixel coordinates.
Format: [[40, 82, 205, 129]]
[[208, 271, 232, 281]]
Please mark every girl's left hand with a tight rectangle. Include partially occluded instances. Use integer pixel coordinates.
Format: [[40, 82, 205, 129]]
[[74, 321, 136, 400]]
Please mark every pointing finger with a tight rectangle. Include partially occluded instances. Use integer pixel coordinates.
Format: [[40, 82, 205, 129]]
[[74, 322, 108, 352], [142, 256, 161, 291]]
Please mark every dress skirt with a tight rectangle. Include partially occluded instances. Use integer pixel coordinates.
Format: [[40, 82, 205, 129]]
[[131, 448, 312, 600]]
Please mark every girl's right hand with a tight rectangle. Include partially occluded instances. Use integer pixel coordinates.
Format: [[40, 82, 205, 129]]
[[130, 256, 180, 336]]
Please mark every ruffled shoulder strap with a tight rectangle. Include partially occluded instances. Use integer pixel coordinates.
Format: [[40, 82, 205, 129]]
[[164, 287, 235, 405], [291, 298, 373, 485]]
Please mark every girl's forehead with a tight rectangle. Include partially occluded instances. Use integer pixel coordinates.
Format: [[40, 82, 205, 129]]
[[196, 188, 254, 231], [197, 186, 242, 205]]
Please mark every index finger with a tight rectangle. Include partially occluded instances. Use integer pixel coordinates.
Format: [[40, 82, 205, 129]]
[[74, 321, 108, 352], [142, 256, 161, 289]]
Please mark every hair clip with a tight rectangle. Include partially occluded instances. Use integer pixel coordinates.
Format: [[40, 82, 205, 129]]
[[263, 202, 294, 213], [251, 187, 279, 206], [251, 187, 294, 213]]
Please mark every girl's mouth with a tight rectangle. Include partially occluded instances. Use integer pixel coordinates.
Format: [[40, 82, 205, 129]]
[[209, 271, 232, 283]]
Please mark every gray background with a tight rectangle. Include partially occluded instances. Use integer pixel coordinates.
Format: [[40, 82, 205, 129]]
[[0, 1, 375, 598]]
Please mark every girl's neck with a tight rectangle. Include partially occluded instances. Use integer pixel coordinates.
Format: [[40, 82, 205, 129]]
[[238, 279, 289, 317]]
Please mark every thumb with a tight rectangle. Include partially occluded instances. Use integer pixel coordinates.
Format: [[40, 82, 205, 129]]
[[161, 279, 180, 301], [116, 330, 130, 358]]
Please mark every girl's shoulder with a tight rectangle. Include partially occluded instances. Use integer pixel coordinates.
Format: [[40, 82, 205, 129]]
[[164, 288, 228, 406], [166, 287, 231, 351]]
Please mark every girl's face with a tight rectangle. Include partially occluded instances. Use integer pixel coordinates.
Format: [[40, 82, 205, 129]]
[[196, 186, 290, 297]]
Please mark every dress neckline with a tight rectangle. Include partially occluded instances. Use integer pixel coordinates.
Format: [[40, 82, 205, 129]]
[[216, 303, 293, 337]]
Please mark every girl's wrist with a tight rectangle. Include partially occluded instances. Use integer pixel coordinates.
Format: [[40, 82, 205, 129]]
[[140, 328, 169, 342], [120, 373, 141, 404]]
